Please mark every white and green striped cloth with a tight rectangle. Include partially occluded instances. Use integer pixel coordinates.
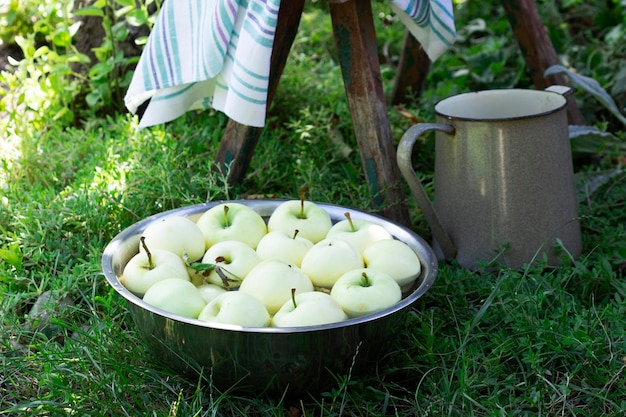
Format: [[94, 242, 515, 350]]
[[125, 0, 456, 128]]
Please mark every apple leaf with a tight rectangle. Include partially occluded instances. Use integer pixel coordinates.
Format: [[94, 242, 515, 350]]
[[187, 261, 216, 272], [183, 252, 215, 275]]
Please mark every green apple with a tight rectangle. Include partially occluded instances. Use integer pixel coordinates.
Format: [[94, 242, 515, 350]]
[[267, 200, 332, 244], [142, 278, 206, 318], [330, 268, 402, 318], [199, 240, 261, 288], [139, 215, 206, 262], [271, 289, 348, 327], [255, 229, 313, 267], [363, 239, 422, 290], [197, 291, 270, 327], [196, 203, 267, 249], [238, 259, 314, 315], [326, 212, 393, 255], [120, 242, 190, 297], [196, 283, 228, 304], [300, 237, 364, 288]]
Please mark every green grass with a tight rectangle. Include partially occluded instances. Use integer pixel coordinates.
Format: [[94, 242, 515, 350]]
[[2, 1, 626, 416]]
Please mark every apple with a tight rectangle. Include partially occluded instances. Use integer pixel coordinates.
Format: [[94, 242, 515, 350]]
[[330, 268, 402, 318], [326, 212, 393, 255], [363, 239, 422, 290], [197, 291, 270, 327], [120, 238, 190, 296], [300, 237, 364, 288], [139, 215, 206, 262], [255, 229, 313, 267], [267, 199, 332, 244], [272, 289, 348, 327], [198, 240, 261, 288], [196, 283, 228, 304], [142, 278, 206, 318], [238, 259, 314, 315], [196, 203, 267, 249]]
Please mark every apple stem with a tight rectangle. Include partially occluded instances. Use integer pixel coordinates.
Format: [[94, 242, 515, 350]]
[[214, 265, 240, 290], [292, 229, 300, 239], [223, 205, 230, 227], [360, 272, 371, 287], [298, 185, 309, 219], [344, 212, 356, 232], [139, 236, 154, 269], [290, 287, 297, 309]]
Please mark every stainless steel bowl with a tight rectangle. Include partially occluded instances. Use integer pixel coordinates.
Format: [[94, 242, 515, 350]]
[[101, 200, 438, 396]]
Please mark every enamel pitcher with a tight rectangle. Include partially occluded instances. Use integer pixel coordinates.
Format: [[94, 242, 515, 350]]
[[397, 86, 582, 269]]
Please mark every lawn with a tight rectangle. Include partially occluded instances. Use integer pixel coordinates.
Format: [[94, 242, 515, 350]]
[[1, 0, 625, 416]]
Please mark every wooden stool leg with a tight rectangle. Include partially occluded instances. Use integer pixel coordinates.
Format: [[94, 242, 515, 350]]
[[330, 0, 411, 226], [390, 29, 431, 106], [501, 0, 585, 125], [214, 0, 307, 184]]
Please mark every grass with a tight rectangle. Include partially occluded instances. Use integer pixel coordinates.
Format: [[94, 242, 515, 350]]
[[2, 1, 626, 416]]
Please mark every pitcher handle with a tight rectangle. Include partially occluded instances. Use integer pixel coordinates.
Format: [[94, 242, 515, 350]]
[[397, 123, 457, 260]]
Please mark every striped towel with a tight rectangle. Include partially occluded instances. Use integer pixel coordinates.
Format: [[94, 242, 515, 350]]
[[389, 0, 457, 61], [125, 0, 456, 129]]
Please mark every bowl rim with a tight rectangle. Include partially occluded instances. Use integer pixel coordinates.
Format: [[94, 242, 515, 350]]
[[101, 199, 438, 333]]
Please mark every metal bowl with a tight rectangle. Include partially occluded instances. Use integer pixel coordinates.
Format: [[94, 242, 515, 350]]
[[101, 200, 438, 396]]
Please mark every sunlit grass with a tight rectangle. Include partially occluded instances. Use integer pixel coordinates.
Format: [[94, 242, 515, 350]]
[[2, 101, 624, 416]]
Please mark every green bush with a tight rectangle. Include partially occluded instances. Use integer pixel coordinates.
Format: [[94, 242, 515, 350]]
[[0, 0, 161, 133]]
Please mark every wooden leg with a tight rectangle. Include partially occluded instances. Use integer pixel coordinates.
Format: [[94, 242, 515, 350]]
[[502, 0, 585, 125], [214, 0, 307, 184], [329, 0, 411, 226], [390, 29, 431, 106]]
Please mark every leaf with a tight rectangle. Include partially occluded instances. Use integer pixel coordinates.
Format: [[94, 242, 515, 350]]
[[545, 65, 626, 126], [0, 246, 23, 268], [74, 6, 105, 17], [33, 45, 50, 59], [68, 22, 83, 38], [114, 0, 136, 7], [89, 62, 113, 80], [86, 90, 102, 107], [52, 29, 72, 48], [188, 262, 216, 272], [183, 253, 215, 272], [14, 36, 35, 58], [126, 9, 149, 27], [568, 125, 621, 155], [575, 168, 625, 202], [610, 66, 626, 96], [114, 5, 135, 19]]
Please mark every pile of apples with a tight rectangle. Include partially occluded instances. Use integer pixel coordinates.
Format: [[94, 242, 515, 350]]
[[119, 199, 422, 328]]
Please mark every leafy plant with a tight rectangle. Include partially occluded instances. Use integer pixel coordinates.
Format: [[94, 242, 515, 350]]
[[543, 64, 626, 160], [546, 64, 626, 126], [0, 0, 161, 133], [74, 0, 161, 113], [0, 0, 89, 128]]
